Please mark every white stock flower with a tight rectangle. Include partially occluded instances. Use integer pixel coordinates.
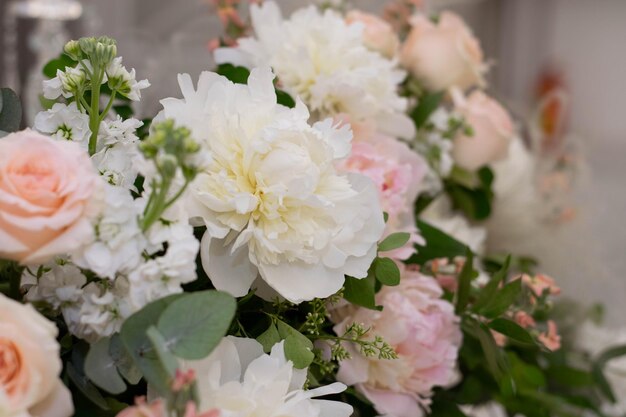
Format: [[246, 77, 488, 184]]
[[157, 67, 385, 303], [42, 66, 87, 100], [34, 102, 91, 144], [215, 1, 414, 139], [184, 336, 352, 417], [99, 116, 143, 147], [92, 143, 141, 190], [22, 261, 86, 310], [106, 57, 150, 101], [71, 184, 146, 279]]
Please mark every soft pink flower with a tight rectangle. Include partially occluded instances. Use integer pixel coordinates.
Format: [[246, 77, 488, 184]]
[[491, 330, 507, 347], [514, 311, 536, 329], [521, 273, 561, 297], [346, 10, 400, 58], [332, 265, 462, 417], [337, 120, 428, 260], [116, 399, 167, 417], [400, 11, 486, 92], [451, 89, 514, 171], [0, 129, 102, 264], [538, 320, 561, 351], [0, 293, 74, 417]]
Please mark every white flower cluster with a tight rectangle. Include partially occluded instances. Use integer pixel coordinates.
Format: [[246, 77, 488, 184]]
[[158, 67, 385, 304], [215, 1, 414, 140]]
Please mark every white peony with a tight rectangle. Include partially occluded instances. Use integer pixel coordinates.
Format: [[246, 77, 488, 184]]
[[157, 67, 385, 303], [214, 1, 414, 140], [34, 102, 91, 144], [184, 336, 352, 417]]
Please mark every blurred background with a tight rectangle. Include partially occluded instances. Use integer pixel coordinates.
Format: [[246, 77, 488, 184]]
[[1, 0, 625, 323]]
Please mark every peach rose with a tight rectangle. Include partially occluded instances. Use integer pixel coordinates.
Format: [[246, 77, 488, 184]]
[[0, 129, 102, 264], [451, 89, 514, 171], [0, 294, 73, 417], [346, 11, 400, 58], [400, 11, 486, 92]]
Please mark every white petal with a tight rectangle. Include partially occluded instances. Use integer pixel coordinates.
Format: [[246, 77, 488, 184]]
[[200, 232, 258, 297]]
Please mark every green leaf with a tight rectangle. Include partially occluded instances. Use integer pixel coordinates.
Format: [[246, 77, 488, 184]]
[[156, 290, 236, 360], [43, 53, 77, 78], [0, 88, 22, 133], [455, 249, 475, 314], [478, 279, 522, 319], [593, 344, 626, 403], [275, 320, 314, 368], [108, 334, 142, 385], [408, 220, 469, 265], [276, 89, 296, 108], [216, 63, 251, 84], [488, 318, 534, 345], [378, 232, 410, 252], [429, 400, 468, 417], [84, 337, 126, 394], [473, 256, 511, 311], [257, 323, 281, 353], [284, 335, 315, 369], [120, 294, 183, 395], [463, 319, 507, 380], [343, 273, 380, 310], [374, 257, 400, 286], [547, 365, 594, 388], [146, 326, 178, 376], [411, 91, 444, 129]]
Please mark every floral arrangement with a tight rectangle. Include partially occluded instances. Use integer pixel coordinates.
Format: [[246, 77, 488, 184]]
[[0, 1, 623, 417]]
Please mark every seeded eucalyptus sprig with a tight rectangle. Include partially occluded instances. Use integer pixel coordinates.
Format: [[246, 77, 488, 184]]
[[139, 120, 201, 232]]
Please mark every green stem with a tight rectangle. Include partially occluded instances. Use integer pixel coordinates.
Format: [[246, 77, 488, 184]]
[[88, 68, 104, 156], [99, 90, 117, 123], [162, 180, 190, 212], [141, 178, 172, 232]]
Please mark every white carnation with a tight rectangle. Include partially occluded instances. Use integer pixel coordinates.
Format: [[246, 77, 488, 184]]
[[34, 102, 91, 144], [185, 337, 352, 417], [157, 67, 385, 304], [215, 1, 414, 139], [71, 184, 146, 279]]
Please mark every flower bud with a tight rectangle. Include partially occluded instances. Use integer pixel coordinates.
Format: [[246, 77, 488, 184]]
[[63, 40, 82, 61], [156, 154, 178, 178]]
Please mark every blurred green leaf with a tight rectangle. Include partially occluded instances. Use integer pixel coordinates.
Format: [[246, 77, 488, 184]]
[[473, 256, 511, 312], [478, 279, 522, 319], [378, 232, 410, 252], [409, 220, 469, 265], [156, 290, 236, 360], [257, 323, 281, 353], [455, 249, 475, 314], [216, 63, 250, 84], [344, 273, 380, 310], [284, 335, 315, 369], [488, 318, 534, 345], [411, 91, 444, 129], [43, 53, 77, 78], [84, 337, 126, 394], [374, 257, 400, 287]]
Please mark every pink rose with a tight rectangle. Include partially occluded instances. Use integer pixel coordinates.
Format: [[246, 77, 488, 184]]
[[346, 10, 400, 58], [332, 265, 462, 417], [336, 121, 428, 260], [0, 129, 102, 264], [0, 294, 74, 417], [451, 90, 514, 171], [400, 12, 486, 92]]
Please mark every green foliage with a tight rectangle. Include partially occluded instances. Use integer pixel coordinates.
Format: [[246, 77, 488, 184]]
[[43, 52, 77, 78], [373, 257, 400, 286], [411, 91, 444, 129], [408, 220, 469, 265], [378, 232, 410, 252], [488, 319, 535, 345], [455, 249, 476, 314], [156, 291, 236, 360], [445, 166, 495, 221], [343, 273, 380, 310], [0, 88, 22, 135]]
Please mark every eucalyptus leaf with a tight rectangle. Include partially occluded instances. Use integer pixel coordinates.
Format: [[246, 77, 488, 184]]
[[378, 232, 410, 253], [156, 290, 236, 360], [374, 257, 400, 286], [146, 326, 178, 376], [84, 337, 126, 394], [276, 320, 314, 350], [283, 335, 315, 369], [109, 334, 142, 385], [257, 323, 281, 353], [66, 362, 110, 410], [120, 294, 183, 395]]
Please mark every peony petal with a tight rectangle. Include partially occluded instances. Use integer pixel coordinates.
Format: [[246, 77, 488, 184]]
[[359, 385, 424, 417], [200, 232, 258, 297]]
